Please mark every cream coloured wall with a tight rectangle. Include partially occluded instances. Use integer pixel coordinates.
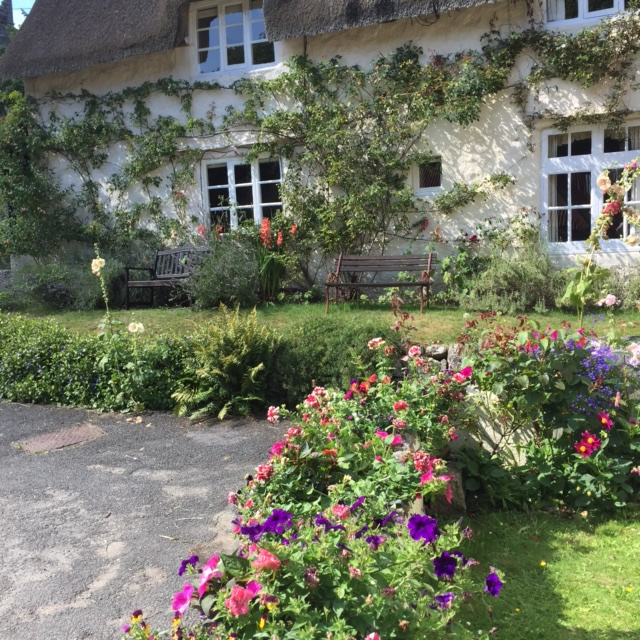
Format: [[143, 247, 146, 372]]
[[23, 0, 640, 270]]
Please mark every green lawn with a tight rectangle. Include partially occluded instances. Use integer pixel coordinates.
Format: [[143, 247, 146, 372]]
[[11, 303, 640, 343], [462, 511, 640, 639]]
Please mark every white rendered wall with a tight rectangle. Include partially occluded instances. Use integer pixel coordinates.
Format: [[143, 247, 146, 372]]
[[23, 0, 640, 269]]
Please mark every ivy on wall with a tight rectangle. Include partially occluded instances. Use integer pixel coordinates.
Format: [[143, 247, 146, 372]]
[[0, 10, 640, 274]]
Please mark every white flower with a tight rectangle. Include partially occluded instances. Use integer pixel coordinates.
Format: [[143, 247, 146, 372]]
[[596, 172, 612, 193], [128, 322, 144, 334], [604, 294, 617, 307], [367, 337, 386, 350], [91, 257, 105, 275]]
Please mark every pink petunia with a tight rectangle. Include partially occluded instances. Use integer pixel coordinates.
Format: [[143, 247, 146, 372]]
[[267, 406, 280, 424], [252, 549, 281, 573], [408, 345, 422, 358], [332, 504, 351, 520], [270, 440, 287, 457], [459, 366, 473, 379], [375, 431, 403, 446], [172, 581, 195, 616], [224, 581, 262, 617], [198, 555, 222, 598], [365, 634, 381, 640]]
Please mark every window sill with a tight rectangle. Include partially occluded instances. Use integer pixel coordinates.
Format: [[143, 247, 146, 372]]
[[415, 187, 443, 198], [548, 240, 640, 253], [196, 61, 282, 83], [545, 11, 624, 29]]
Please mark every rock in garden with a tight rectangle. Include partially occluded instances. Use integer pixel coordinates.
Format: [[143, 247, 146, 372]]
[[423, 344, 448, 360], [447, 343, 465, 371]]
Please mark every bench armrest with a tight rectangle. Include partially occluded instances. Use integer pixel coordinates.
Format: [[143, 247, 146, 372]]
[[125, 266, 153, 282]]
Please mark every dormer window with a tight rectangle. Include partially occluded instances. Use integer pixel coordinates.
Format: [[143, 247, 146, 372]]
[[196, 1, 275, 74], [546, 0, 628, 23]]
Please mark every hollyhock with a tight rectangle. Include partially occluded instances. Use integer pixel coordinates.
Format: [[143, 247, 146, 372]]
[[172, 582, 195, 616], [433, 552, 458, 580], [603, 201, 621, 217], [332, 504, 351, 520], [252, 549, 281, 573], [597, 411, 613, 430], [267, 406, 280, 424], [484, 571, 503, 597], [393, 400, 408, 412], [224, 581, 262, 616], [407, 514, 440, 543], [596, 172, 612, 193], [459, 366, 473, 379], [198, 554, 222, 597]]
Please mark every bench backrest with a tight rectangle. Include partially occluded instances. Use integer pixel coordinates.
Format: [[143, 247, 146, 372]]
[[154, 247, 211, 279], [336, 253, 437, 274]]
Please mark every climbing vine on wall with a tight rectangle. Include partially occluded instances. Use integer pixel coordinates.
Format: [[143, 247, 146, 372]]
[[1, 10, 640, 270]]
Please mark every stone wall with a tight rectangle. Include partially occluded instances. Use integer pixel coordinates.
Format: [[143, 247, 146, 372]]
[[0, 269, 12, 291]]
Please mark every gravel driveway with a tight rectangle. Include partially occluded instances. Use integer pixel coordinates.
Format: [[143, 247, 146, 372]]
[[0, 403, 282, 640]]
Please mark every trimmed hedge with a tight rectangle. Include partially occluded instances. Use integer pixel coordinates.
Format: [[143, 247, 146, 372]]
[[0, 312, 400, 415]]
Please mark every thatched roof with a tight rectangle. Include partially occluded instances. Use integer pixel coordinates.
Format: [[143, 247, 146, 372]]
[[0, 0, 191, 79], [263, 0, 495, 41]]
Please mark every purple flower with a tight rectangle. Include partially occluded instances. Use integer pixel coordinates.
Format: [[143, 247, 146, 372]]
[[240, 522, 264, 542], [262, 509, 293, 535], [365, 535, 385, 550], [375, 510, 402, 529], [484, 571, 503, 597], [407, 514, 440, 543], [451, 550, 469, 567], [344, 390, 354, 400], [178, 555, 199, 576], [315, 514, 346, 533], [350, 496, 366, 512], [121, 624, 131, 633], [433, 552, 458, 580], [354, 525, 370, 539], [433, 592, 456, 610]]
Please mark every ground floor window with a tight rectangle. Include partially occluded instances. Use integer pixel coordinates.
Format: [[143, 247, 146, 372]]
[[543, 123, 640, 247], [205, 157, 282, 231]]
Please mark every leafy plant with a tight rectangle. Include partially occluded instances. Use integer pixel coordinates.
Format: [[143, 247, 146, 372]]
[[172, 305, 281, 419]]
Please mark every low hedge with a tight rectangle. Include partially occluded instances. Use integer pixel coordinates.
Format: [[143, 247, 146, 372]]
[[0, 311, 401, 415]]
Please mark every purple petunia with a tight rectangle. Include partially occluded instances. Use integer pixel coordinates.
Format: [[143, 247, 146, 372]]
[[350, 496, 366, 513], [177, 555, 199, 576], [433, 592, 456, 610], [407, 514, 440, 543], [484, 571, 503, 597], [262, 509, 293, 535], [375, 510, 403, 529], [240, 522, 264, 543], [433, 552, 458, 580], [365, 535, 385, 550], [451, 550, 470, 567], [315, 514, 346, 533], [354, 525, 370, 539]]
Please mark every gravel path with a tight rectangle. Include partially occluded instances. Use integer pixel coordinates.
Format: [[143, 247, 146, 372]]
[[0, 403, 282, 640]]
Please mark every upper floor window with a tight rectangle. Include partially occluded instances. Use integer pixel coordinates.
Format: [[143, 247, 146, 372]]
[[543, 124, 640, 246], [205, 158, 283, 232], [546, 0, 629, 23], [196, 0, 275, 75]]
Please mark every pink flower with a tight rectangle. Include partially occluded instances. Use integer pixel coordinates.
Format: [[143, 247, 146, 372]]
[[408, 345, 422, 357], [459, 366, 473, 379], [614, 392, 621, 408], [368, 338, 386, 349], [332, 504, 351, 520], [172, 582, 195, 616], [256, 463, 274, 483], [365, 634, 381, 640], [550, 330, 558, 340], [252, 549, 281, 573], [393, 400, 408, 412], [375, 431, 403, 446], [392, 418, 406, 429], [631, 466, 640, 475], [224, 581, 262, 617], [597, 294, 617, 307], [603, 201, 621, 217], [349, 566, 362, 578], [227, 492, 238, 505], [597, 411, 613, 430], [270, 440, 287, 457], [267, 406, 280, 424], [198, 555, 222, 598], [452, 372, 466, 383]]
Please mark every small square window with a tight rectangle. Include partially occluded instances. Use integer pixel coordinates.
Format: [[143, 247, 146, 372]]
[[571, 131, 592, 156], [418, 160, 442, 189]]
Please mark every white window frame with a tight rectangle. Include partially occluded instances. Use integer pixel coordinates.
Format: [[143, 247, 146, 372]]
[[413, 157, 444, 197], [191, 0, 277, 77], [545, 0, 626, 27], [541, 122, 640, 253], [201, 156, 284, 231]]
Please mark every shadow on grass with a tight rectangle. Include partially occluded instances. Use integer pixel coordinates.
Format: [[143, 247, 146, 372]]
[[458, 511, 640, 640]]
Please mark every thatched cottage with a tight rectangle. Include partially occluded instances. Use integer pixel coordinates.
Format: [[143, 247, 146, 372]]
[[0, 0, 639, 269]]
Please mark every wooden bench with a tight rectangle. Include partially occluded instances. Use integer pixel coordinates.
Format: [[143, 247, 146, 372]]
[[124, 246, 211, 309], [324, 253, 437, 313]]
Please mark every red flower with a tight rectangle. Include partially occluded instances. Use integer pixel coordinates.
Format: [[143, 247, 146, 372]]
[[290, 222, 298, 236], [597, 411, 613, 430], [276, 230, 283, 246], [393, 400, 408, 412], [197, 224, 206, 237], [259, 219, 272, 248], [574, 431, 601, 458]]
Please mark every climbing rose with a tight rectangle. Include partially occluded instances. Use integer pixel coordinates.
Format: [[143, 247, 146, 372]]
[[252, 549, 281, 573], [224, 581, 262, 616], [172, 582, 195, 616]]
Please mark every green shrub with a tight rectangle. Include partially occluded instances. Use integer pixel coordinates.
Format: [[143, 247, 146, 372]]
[[186, 237, 259, 309], [0, 314, 187, 411], [9, 258, 124, 311], [274, 316, 402, 405], [172, 305, 281, 419], [459, 248, 570, 313]]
